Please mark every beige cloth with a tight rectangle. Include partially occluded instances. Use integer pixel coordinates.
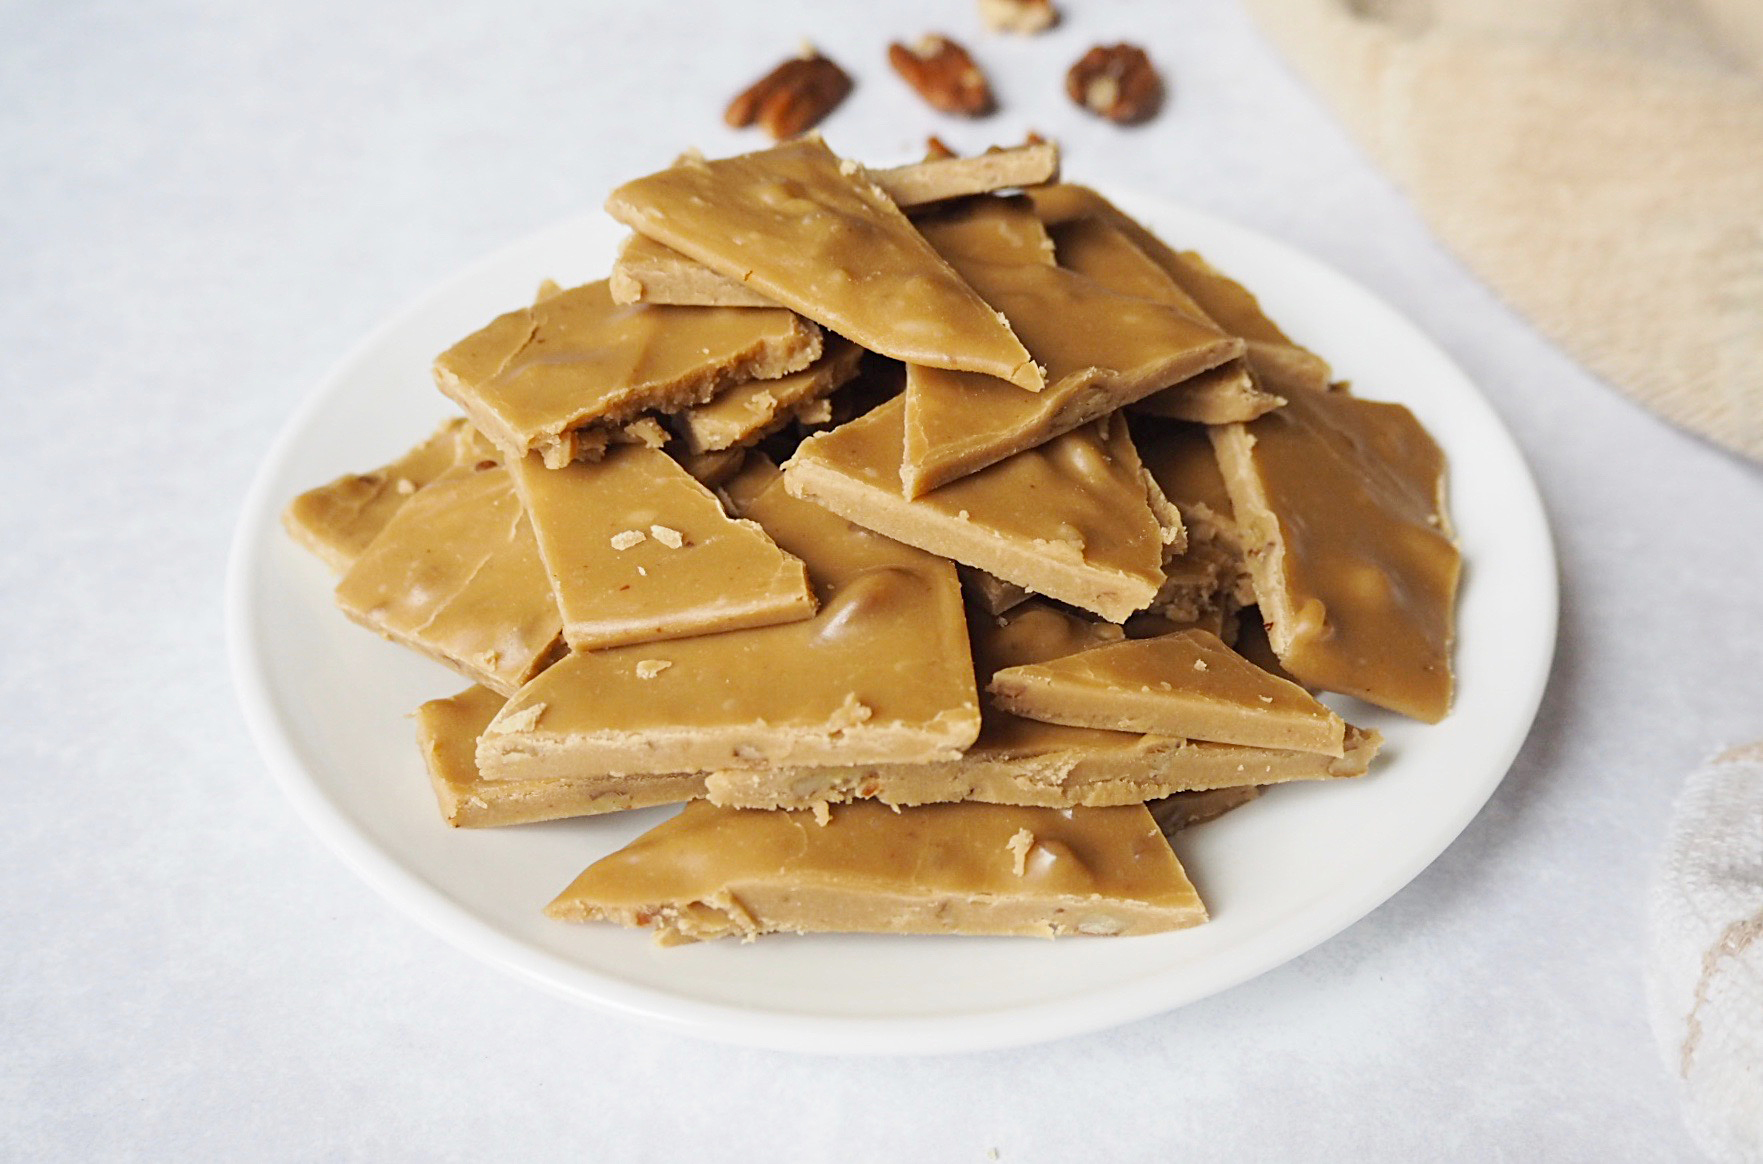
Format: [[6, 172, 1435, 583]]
[[1243, 0, 1763, 463]]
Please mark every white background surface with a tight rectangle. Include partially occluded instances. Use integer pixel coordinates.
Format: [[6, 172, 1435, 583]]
[[3, 1, 1758, 1160]]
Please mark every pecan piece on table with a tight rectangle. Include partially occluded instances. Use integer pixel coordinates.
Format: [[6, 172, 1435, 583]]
[[888, 35, 995, 117], [725, 48, 854, 140], [978, 0, 1059, 35], [1065, 44, 1164, 125]]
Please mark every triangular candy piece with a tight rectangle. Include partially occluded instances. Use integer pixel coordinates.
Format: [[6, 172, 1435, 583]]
[[1028, 183, 1332, 393], [284, 418, 497, 573], [988, 628, 1347, 755], [545, 799, 1206, 944], [606, 138, 1042, 390], [509, 445, 815, 652], [333, 465, 562, 696], [785, 398, 1178, 622], [1043, 217, 1281, 425]]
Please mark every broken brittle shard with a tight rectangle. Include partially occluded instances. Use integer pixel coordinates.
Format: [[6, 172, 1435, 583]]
[[332, 464, 563, 697], [672, 337, 866, 455], [1213, 387, 1459, 722], [988, 627, 1348, 755], [508, 445, 815, 652], [545, 798, 1206, 944], [606, 137, 1043, 390], [417, 685, 705, 827], [785, 398, 1177, 622], [1044, 215, 1281, 425], [282, 417, 498, 573], [434, 279, 821, 467]]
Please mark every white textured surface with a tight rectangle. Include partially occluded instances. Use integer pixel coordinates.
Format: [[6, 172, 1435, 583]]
[[2, 1, 1758, 1159], [1649, 744, 1763, 1162]]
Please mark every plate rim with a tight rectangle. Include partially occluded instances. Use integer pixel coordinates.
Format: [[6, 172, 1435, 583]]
[[227, 187, 1559, 1056]]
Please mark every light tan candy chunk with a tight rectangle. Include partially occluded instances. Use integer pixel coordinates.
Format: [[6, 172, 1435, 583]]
[[510, 446, 815, 653], [333, 465, 562, 696], [434, 279, 820, 467], [545, 798, 1205, 944], [282, 417, 496, 573], [1212, 387, 1459, 722], [786, 400, 1176, 622], [605, 137, 1042, 390], [416, 685, 705, 827], [989, 628, 1348, 755]]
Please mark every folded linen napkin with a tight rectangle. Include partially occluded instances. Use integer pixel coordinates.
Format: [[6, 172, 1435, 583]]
[[1648, 741, 1763, 1161], [1242, 0, 1763, 463]]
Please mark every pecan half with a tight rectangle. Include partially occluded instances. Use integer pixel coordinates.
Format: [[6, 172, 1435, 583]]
[[725, 48, 853, 140], [888, 35, 994, 117], [978, 0, 1058, 35], [1066, 44, 1163, 125]]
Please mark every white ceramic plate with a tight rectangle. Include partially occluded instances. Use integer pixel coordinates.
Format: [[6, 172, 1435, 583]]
[[227, 188, 1557, 1055]]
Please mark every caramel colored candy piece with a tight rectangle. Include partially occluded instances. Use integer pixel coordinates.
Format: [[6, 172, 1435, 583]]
[[333, 465, 562, 697], [705, 600, 1380, 811], [1028, 183, 1330, 389], [989, 628, 1347, 755], [417, 685, 704, 827], [509, 446, 815, 653], [872, 141, 1059, 207], [1134, 415, 1255, 621], [1045, 217, 1281, 424], [1044, 213, 1210, 319], [1213, 388, 1459, 722], [900, 261, 1243, 494], [1151, 252, 1330, 393], [545, 799, 1205, 944], [958, 565, 1030, 615], [899, 197, 1242, 493], [673, 446, 749, 488], [1134, 417, 1239, 547], [1132, 363, 1276, 426], [1148, 785, 1261, 841], [605, 138, 1041, 390], [913, 194, 1058, 268], [283, 418, 497, 573], [674, 338, 865, 454], [606, 146, 1064, 308], [1243, 340, 1334, 396], [786, 400, 1178, 622], [1230, 605, 1304, 687], [909, 298, 1241, 493], [609, 233, 777, 308], [433, 280, 821, 467], [476, 471, 980, 781]]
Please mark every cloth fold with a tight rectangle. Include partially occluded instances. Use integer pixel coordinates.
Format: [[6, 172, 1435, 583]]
[[1648, 741, 1763, 1162], [1243, 0, 1763, 463]]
